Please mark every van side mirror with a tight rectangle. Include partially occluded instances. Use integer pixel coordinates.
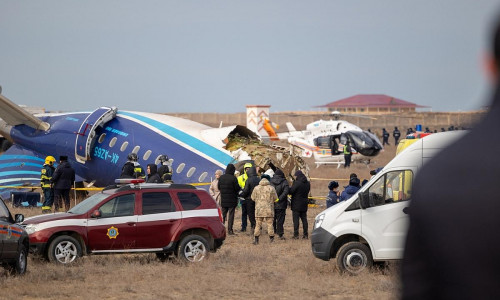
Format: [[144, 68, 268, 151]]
[[14, 214, 24, 223], [359, 192, 371, 209]]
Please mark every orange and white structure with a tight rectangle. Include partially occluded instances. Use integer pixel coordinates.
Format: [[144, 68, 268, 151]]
[[246, 105, 279, 140]]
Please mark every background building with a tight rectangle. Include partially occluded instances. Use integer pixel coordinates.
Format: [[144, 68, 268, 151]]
[[317, 94, 429, 114]]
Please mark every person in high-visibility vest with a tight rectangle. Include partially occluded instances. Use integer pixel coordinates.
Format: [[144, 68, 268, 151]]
[[237, 162, 253, 232], [343, 141, 352, 168], [41, 156, 56, 213]]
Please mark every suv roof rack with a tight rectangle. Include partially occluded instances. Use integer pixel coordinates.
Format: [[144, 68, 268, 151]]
[[113, 183, 197, 193]]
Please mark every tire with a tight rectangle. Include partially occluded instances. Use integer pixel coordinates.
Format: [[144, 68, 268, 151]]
[[156, 252, 171, 262], [336, 242, 373, 275], [47, 235, 82, 265], [8, 244, 27, 275], [177, 235, 209, 263]]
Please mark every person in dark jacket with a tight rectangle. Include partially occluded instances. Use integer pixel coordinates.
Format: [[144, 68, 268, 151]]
[[120, 153, 145, 179], [290, 170, 310, 239], [382, 128, 390, 145], [326, 181, 339, 208], [51, 155, 75, 211], [240, 166, 260, 231], [237, 162, 253, 232], [157, 154, 172, 182], [401, 14, 500, 300], [146, 164, 162, 183], [218, 164, 240, 235], [339, 177, 360, 202], [393, 126, 401, 145], [270, 169, 290, 240]]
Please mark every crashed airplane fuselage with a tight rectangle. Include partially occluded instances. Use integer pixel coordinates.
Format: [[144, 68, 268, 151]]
[[0, 92, 307, 197]]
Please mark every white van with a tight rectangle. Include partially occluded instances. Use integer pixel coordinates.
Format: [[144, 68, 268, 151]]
[[311, 131, 465, 274]]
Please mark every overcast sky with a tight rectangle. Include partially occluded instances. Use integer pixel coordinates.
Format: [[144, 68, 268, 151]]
[[1, 1, 499, 114]]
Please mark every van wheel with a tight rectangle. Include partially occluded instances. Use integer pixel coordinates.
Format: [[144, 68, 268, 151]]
[[337, 242, 373, 275], [48, 235, 82, 264], [177, 235, 209, 262], [8, 244, 27, 275]]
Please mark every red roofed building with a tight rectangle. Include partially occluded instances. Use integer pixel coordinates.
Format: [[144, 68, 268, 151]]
[[318, 94, 429, 114]]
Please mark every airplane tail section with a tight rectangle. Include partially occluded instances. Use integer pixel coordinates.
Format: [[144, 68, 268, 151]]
[[286, 122, 297, 132], [0, 91, 50, 131]]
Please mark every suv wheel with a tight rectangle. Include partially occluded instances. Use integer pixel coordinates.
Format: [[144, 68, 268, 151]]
[[48, 235, 82, 264], [336, 242, 373, 275], [177, 235, 209, 262], [8, 244, 27, 275]]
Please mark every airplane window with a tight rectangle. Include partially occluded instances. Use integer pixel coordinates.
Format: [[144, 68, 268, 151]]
[[143, 150, 152, 161], [176, 163, 185, 173], [155, 155, 162, 165], [132, 146, 140, 155], [186, 167, 196, 178], [98, 133, 106, 144], [120, 141, 129, 152], [198, 172, 208, 182], [109, 137, 117, 148]]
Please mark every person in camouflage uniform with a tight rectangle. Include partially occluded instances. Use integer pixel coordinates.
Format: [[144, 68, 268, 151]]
[[251, 176, 278, 245]]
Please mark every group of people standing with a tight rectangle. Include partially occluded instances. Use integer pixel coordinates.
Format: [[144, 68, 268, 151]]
[[211, 162, 311, 244], [325, 173, 364, 208], [120, 153, 173, 183], [40, 155, 76, 213], [382, 127, 401, 146]]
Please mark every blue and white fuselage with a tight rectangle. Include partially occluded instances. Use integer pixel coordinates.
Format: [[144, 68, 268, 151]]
[[0, 108, 243, 197]]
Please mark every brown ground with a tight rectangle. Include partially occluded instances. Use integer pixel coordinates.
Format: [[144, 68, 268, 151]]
[[1, 147, 400, 300]]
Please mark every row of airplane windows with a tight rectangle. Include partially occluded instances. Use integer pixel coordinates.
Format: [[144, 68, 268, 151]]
[[97, 133, 209, 183]]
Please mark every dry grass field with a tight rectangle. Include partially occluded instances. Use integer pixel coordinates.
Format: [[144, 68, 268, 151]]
[[0, 147, 401, 300]]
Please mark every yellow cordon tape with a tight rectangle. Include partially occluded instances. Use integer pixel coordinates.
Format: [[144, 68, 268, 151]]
[[0, 177, 335, 201], [310, 177, 349, 181], [0, 182, 212, 190], [0, 186, 106, 191]]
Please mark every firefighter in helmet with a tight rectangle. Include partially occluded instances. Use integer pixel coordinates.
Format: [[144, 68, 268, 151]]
[[120, 153, 145, 179], [157, 155, 173, 183], [41, 156, 56, 212]]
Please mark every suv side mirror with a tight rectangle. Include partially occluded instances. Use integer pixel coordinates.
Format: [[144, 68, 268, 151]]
[[14, 214, 24, 223], [91, 210, 101, 218], [359, 191, 371, 209]]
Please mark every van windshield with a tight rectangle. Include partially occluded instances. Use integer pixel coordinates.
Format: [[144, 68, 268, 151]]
[[68, 193, 110, 214]]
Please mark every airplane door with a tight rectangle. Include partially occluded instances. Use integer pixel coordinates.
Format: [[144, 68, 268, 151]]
[[75, 106, 117, 163], [360, 169, 413, 259], [87, 193, 138, 251]]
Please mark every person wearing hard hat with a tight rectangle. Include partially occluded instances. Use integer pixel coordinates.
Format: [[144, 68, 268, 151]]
[[120, 152, 145, 179], [41, 156, 56, 213], [157, 154, 172, 183]]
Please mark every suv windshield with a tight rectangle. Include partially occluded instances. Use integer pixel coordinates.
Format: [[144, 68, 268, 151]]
[[68, 192, 110, 214]]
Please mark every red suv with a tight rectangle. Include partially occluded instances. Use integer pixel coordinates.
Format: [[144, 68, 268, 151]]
[[23, 182, 226, 264]]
